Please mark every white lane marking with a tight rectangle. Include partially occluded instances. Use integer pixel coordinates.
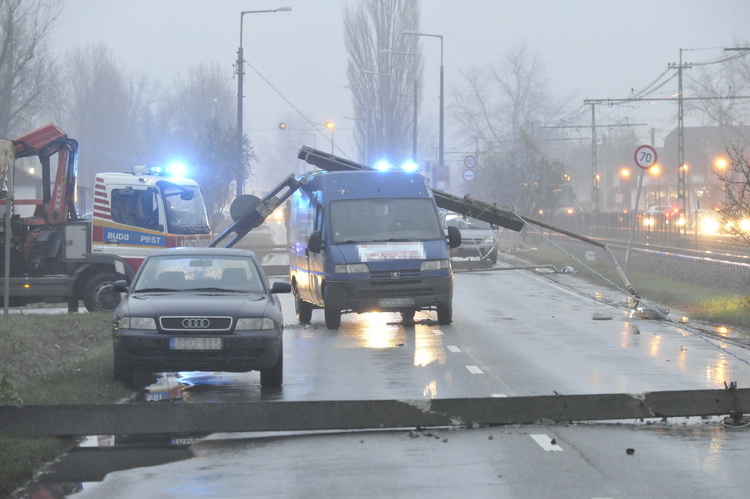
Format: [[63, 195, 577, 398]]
[[433, 329, 444, 336], [491, 393, 507, 398], [466, 365, 484, 374], [446, 345, 461, 353], [530, 434, 564, 452]]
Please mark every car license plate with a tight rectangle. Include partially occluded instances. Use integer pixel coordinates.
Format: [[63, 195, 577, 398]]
[[169, 337, 222, 350], [379, 297, 415, 307]]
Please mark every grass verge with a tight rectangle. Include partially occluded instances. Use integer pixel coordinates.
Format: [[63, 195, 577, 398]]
[[0, 312, 134, 497], [498, 244, 750, 330]]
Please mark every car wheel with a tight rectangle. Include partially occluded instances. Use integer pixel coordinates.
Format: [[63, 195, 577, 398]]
[[400, 309, 416, 323], [294, 286, 313, 324], [437, 303, 452, 325], [488, 250, 498, 264], [260, 343, 283, 388], [84, 272, 122, 313], [112, 345, 134, 385]]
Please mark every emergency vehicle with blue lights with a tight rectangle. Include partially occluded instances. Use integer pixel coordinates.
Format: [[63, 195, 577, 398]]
[[1, 124, 211, 313]]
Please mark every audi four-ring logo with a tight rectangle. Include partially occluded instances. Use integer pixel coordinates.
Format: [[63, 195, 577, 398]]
[[182, 318, 211, 329]]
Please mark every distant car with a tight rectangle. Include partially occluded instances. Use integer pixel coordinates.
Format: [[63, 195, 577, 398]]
[[111, 247, 291, 387], [442, 213, 498, 263]]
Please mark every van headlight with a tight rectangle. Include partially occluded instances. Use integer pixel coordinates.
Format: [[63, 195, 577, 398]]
[[421, 259, 450, 271], [334, 263, 369, 273], [483, 236, 494, 244], [118, 317, 157, 330], [236, 318, 276, 330]]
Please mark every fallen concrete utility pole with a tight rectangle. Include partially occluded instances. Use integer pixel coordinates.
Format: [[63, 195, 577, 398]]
[[1, 388, 747, 437]]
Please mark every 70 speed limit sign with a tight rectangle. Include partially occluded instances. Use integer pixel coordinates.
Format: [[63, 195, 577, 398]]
[[634, 145, 657, 170]]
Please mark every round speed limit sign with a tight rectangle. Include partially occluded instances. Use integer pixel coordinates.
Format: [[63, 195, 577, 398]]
[[634, 145, 657, 170]]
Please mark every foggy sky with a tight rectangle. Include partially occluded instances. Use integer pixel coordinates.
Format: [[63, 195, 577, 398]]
[[54, 0, 750, 168]]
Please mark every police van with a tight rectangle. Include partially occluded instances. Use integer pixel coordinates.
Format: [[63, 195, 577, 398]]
[[288, 169, 461, 329]]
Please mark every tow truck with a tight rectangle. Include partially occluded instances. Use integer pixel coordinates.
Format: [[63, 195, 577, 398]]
[[1, 124, 212, 313]]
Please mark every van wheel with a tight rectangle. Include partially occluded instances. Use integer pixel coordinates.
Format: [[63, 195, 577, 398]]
[[437, 303, 453, 325], [294, 286, 313, 324], [84, 272, 122, 313], [261, 343, 283, 388], [400, 310, 416, 323], [324, 306, 341, 329]]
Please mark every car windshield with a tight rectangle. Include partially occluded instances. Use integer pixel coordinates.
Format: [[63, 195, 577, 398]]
[[329, 198, 444, 243], [132, 255, 265, 293]]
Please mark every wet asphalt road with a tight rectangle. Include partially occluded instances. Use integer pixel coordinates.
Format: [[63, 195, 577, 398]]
[[69, 261, 750, 498]]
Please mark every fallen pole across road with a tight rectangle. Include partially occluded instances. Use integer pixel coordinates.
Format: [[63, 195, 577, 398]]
[[1, 388, 748, 436]]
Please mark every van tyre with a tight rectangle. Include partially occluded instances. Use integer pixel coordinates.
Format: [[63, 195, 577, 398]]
[[437, 303, 453, 325], [400, 309, 416, 323], [324, 306, 341, 329], [83, 272, 122, 313], [261, 343, 283, 388], [323, 287, 342, 329], [294, 286, 313, 324]]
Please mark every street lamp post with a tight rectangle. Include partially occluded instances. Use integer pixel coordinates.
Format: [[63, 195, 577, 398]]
[[236, 7, 291, 197], [325, 121, 335, 153], [404, 30, 443, 180]]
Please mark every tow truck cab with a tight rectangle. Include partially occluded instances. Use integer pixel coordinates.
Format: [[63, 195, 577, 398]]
[[288, 169, 461, 329]]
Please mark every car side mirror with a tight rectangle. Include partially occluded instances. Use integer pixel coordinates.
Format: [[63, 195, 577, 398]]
[[271, 281, 292, 294], [308, 230, 322, 253], [447, 225, 462, 249], [113, 280, 129, 293]]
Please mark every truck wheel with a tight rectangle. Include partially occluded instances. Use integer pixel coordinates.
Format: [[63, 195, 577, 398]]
[[83, 272, 122, 313], [324, 306, 341, 329], [260, 343, 283, 388], [437, 303, 453, 325], [294, 286, 313, 324]]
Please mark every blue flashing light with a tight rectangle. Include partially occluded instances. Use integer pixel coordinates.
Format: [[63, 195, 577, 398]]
[[401, 160, 418, 172], [373, 160, 391, 171], [165, 161, 188, 177]]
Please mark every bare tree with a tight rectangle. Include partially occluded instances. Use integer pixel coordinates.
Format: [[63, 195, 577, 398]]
[[161, 63, 254, 215], [452, 41, 564, 144], [451, 41, 571, 214], [344, 0, 423, 165], [686, 53, 750, 127], [0, 0, 60, 136], [715, 143, 750, 245], [54, 44, 155, 189]]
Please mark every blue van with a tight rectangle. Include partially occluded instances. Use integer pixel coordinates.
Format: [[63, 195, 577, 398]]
[[288, 170, 461, 329]]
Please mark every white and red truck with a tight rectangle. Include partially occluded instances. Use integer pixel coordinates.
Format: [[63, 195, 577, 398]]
[[1, 124, 212, 312]]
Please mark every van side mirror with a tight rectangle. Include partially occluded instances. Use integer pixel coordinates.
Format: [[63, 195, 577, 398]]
[[447, 225, 462, 249], [308, 230, 322, 253]]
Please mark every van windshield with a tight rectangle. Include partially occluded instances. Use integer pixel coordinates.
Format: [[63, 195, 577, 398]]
[[330, 198, 444, 244]]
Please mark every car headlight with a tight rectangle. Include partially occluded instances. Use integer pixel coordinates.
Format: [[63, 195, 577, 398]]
[[118, 317, 157, 330], [421, 259, 450, 271], [236, 318, 276, 330], [334, 263, 369, 273], [483, 236, 494, 244]]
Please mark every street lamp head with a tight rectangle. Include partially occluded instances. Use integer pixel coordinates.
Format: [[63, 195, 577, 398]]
[[403, 29, 417, 35], [275, 6, 292, 12]]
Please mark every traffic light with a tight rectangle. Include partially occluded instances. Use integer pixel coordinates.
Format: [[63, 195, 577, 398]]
[[279, 122, 287, 130]]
